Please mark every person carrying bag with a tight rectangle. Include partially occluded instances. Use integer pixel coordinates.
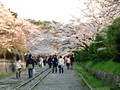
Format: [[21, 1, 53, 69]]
[[26, 54, 35, 79]]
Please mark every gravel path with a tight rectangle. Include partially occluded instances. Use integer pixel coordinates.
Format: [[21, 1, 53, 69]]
[[0, 65, 48, 90], [0, 65, 87, 90], [34, 67, 84, 90]]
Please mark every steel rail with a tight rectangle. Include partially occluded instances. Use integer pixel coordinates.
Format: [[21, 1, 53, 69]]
[[13, 68, 50, 90], [28, 69, 52, 90], [74, 67, 93, 90]]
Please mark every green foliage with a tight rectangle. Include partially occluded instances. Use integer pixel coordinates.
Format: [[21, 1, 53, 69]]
[[74, 16, 120, 63], [106, 17, 120, 62], [85, 60, 120, 74], [74, 62, 120, 90], [34, 20, 45, 25], [74, 50, 89, 62], [34, 20, 51, 26], [73, 17, 120, 90], [34, 20, 53, 30]]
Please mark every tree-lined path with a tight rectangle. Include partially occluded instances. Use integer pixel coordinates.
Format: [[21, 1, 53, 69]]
[[0, 0, 120, 90]]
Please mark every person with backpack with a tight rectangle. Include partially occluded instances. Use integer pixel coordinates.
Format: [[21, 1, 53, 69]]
[[26, 54, 35, 79]]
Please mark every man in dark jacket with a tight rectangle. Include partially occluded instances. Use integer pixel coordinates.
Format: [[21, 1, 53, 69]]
[[26, 54, 35, 78], [47, 55, 52, 68], [70, 54, 74, 69], [52, 55, 58, 73]]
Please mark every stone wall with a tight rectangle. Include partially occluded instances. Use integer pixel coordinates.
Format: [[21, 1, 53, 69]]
[[81, 64, 120, 86], [0, 59, 26, 74]]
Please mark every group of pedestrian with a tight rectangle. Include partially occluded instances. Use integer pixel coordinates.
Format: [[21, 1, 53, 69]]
[[14, 53, 75, 79], [47, 55, 64, 73], [36, 55, 47, 68], [64, 54, 75, 70], [47, 54, 75, 73]]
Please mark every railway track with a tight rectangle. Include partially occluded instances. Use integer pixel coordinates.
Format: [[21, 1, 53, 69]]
[[13, 68, 52, 90], [0, 66, 51, 90], [74, 67, 93, 90]]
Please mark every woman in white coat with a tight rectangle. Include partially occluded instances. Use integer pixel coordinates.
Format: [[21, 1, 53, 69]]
[[39, 57, 44, 68], [58, 56, 64, 73], [14, 56, 22, 78]]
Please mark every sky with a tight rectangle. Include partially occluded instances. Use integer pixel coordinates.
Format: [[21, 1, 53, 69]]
[[0, 0, 85, 23]]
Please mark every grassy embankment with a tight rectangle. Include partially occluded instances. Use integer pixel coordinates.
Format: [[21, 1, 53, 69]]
[[0, 68, 27, 80], [74, 60, 120, 90], [0, 72, 15, 80]]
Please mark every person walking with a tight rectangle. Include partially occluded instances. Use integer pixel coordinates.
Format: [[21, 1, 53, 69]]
[[47, 55, 52, 68], [14, 56, 22, 78], [39, 56, 44, 68], [26, 54, 35, 79], [65, 55, 71, 70], [70, 54, 74, 69], [52, 55, 58, 73], [58, 56, 64, 73], [43, 56, 47, 66]]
